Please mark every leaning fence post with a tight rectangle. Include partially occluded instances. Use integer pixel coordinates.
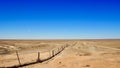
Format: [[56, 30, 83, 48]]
[[16, 51, 21, 66], [37, 52, 41, 62]]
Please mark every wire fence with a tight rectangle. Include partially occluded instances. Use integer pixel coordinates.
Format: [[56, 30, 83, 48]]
[[0, 44, 69, 68]]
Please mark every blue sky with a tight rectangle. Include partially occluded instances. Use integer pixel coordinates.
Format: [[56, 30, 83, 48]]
[[0, 0, 120, 39]]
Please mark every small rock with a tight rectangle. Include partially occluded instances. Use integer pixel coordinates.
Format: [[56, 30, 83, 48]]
[[59, 62, 62, 64], [83, 65, 90, 67]]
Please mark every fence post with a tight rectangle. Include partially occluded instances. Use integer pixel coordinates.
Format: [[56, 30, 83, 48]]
[[16, 51, 21, 66], [52, 50, 54, 57], [62, 46, 64, 50], [58, 48, 59, 53], [49, 51, 51, 57], [61, 47, 62, 51], [37, 52, 41, 62]]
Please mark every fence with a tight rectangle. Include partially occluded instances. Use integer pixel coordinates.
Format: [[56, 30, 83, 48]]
[[0, 44, 69, 68]]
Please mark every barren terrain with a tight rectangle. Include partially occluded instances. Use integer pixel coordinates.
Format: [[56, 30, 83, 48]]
[[0, 40, 120, 68]]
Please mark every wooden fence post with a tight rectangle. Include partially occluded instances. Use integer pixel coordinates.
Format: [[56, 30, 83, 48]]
[[49, 51, 51, 57], [37, 52, 41, 62], [58, 48, 59, 53], [52, 50, 54, 57], [62, 46, 64, 50], [16, 51, 21, 66], [61, 47, 62, 51]]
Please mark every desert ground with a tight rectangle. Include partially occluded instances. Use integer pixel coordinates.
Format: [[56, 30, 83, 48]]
[[0, 40, 120, 68]]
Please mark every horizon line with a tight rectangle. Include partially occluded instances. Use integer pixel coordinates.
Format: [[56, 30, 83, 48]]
[[0, 38, 120, 41]]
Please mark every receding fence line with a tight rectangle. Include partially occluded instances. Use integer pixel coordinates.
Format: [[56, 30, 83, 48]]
[[0, 44, 70, 68]]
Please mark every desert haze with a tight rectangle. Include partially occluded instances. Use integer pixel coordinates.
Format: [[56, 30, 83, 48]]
[[0, 40, 120, 68]]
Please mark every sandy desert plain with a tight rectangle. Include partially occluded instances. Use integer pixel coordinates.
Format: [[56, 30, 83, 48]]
[[0, 39, 120, 68]]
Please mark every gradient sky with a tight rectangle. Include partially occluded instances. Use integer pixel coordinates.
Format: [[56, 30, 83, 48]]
[[0, 0, 120, 39]]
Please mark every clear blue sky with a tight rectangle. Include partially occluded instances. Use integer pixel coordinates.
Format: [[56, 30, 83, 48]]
[[0, 0, 120, 39]]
